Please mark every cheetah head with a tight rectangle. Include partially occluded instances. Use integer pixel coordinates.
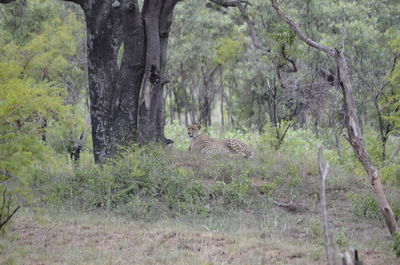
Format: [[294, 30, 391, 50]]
[[187, 125, 201, 139]]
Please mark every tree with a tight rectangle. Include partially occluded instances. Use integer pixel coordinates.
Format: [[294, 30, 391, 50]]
[[270, 0, 398, 236], [58, 0, 179, 162], [1, 0, 181, 163]]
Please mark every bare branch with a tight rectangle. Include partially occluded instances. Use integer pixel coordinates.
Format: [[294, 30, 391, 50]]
[[235, 2, 271, 55], [270, 0, 335, 57], [0, 205, 20, 230], [0, 170, 18, 185], [273, 195, 296, 207], [209, 0, 271, 55], [0, 188, 20, 231], [318, 147, 338, 265], [279, 44, 297, 72]]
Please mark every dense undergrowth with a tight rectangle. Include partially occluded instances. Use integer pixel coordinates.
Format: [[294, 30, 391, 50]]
[[2, 124, 400, 263], [19, 124, 399, 224]]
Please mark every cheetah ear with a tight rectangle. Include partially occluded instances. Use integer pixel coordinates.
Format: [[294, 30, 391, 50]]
[[197, 125, 201, 130]]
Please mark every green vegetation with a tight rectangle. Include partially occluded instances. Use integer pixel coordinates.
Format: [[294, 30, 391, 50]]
[[1, 0, 400, 264], [1, 123, 400, 263]]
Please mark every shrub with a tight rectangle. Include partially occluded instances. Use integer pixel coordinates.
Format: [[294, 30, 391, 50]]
[[393, 231, 400, 258], [350, 193, 380, 220], [34, 144, 259, 217]]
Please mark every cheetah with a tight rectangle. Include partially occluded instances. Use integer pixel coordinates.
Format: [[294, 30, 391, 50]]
[[187, 125, 254, 158]]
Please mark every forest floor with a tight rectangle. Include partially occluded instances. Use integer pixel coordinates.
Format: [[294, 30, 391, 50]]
[[1, 149, 400, 264], [1, 199, 398, 265]]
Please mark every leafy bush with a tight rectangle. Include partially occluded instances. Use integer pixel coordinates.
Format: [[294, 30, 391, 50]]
[[350, 193, 380, 220], [381, 164, 400, 185], [35, 144, 258, 217]]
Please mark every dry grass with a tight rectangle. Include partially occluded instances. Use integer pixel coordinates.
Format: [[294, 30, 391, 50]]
[[0, 203, 398, 265], [1, 146, 399, 264]]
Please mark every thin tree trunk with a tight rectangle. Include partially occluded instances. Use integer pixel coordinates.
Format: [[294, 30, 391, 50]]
[[180, 68, 189, 126], [249, 89, 255, 129], [228, 77, 236, 126], [168, 86, 175, 124], [189, 84, 197, 124], [183, 85, 189, 126], [257, 91, 263, 134], [314, 117, 319, 138], [221, 84, 224, 128]]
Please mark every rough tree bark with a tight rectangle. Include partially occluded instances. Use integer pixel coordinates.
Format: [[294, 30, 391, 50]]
[[271, 0, 398, 235], [59, 0, 179, 162], [137, 0, 177, 143]]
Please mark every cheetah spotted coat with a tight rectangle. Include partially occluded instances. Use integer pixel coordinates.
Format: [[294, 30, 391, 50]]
[[187, 125, 253, 158]]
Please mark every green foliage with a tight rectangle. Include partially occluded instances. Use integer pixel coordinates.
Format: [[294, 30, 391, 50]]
[[36, 144, 258, 217], [383, 35, 400, 132], [308, 217, 322, 239], [269, 23, 296, 50], [335, 228, 349, 247], [350, 193, 380, 220], [0, 65, 67, 180], [165, 121, 190, 150], [0, 0, 86, 151], [0, 62, 67, 230], [0, 1, 86, 230], [215, 26, 245, 65], [381, 164, 400, 185], [258, 182, 277, 195], [393, 231, 400, 258]]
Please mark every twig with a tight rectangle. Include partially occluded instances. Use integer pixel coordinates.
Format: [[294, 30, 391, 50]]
[[0, 188, 20, 231], [273, 195, 296, 207], [0, 170, 18, 185]]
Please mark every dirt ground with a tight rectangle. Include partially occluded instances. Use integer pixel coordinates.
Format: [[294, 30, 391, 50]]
[[1, 207, 398, 265]]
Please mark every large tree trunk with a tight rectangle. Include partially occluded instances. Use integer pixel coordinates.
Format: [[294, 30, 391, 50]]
[[84, 0, 145, 162], [137, 0, 177, 144], [61, 0, 178, 162], [271, 0, 398, 236]]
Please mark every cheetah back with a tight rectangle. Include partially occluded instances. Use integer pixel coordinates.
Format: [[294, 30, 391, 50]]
[[225, 138, 253, 158]]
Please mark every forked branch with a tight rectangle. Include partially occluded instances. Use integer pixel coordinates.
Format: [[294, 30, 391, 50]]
[[0, 188, 20, 231]]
